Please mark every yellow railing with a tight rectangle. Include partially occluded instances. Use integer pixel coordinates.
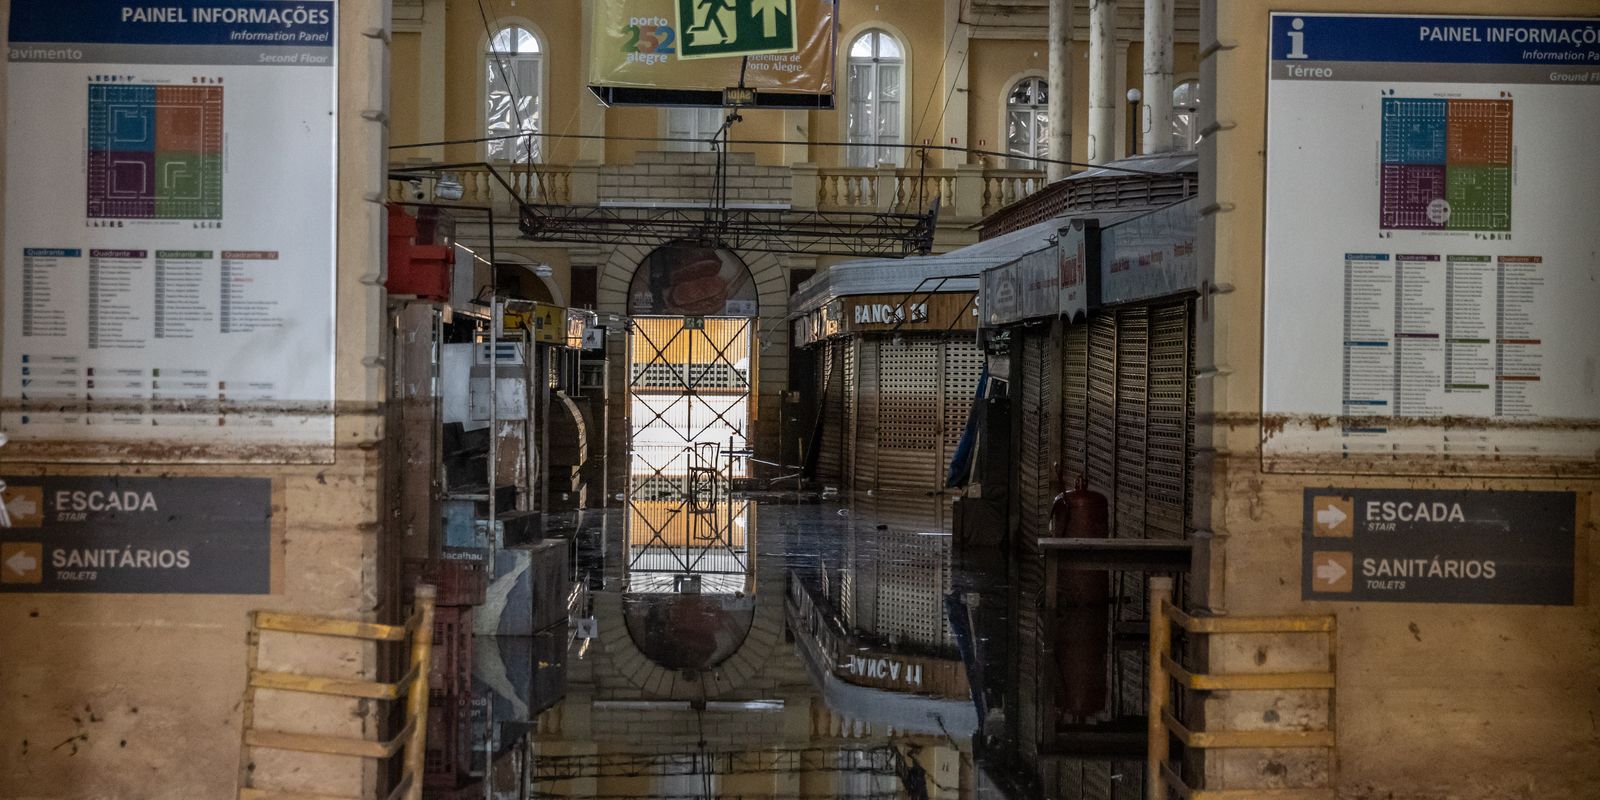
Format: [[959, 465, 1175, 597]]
[[1149, 578, 1338, 800], [237, 586, 437, 800], [813, 166, 1045, 217]]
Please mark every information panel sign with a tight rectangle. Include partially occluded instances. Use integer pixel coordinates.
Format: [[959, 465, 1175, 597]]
[[0, 475, 276, 594], [1, 1, 338, 460], [590, 0, 835, 104], [1262, 14, 1600, 472], [1301, 488, 1576, 605]]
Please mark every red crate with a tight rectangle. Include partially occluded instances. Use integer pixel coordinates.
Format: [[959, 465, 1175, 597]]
[[428, 605, 474, 701], [423, 692, 472, 788], [404, 548, 487, 607]]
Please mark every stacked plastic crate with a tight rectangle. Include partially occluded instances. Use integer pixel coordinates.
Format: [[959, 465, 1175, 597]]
[[411, 499, 489, 791]]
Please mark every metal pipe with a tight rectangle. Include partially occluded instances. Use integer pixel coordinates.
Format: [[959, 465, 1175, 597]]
[[1088, 0, 1118, 165], [1147, 576, 1173, 799], [1047, 0, 1073, 181], [1142, 0, 1175, 154]]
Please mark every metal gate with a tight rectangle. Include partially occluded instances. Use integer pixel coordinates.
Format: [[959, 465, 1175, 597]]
[[626, 316, 754, 591]]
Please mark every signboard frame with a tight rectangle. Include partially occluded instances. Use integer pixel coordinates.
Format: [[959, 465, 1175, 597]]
[[1, 0, 340, 463], [0, 475, 283, 595], [1260, 12, 1600, 475], [1300, 487, 1580, 606]]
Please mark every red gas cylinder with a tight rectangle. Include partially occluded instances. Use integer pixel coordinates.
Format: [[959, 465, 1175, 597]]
[[1052, 471, 1111, 720]]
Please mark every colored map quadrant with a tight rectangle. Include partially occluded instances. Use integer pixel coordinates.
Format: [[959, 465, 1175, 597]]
[[87, 83, 223, 220], [1380, 97, 1512, 232], [1446, 166, 1512, 231], [1379, 164, 1446, 230], [1447, 99, 1513, 166], [1381, 98, 1447, 164]]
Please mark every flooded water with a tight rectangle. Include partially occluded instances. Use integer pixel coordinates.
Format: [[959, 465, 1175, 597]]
[[464, 492, 1014, 799]]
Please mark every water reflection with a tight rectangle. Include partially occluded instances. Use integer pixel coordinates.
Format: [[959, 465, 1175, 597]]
[[504, 494, 978, 799]]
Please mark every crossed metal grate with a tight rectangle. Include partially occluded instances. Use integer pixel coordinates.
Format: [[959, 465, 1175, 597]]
[[626, 317, 754, 583]]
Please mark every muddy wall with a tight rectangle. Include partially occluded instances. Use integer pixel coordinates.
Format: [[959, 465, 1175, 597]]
[[1198, 1, 1600, 797], [0, 1, 393, 797]]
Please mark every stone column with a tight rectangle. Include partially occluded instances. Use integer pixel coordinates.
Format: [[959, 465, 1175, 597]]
[[1047, 0, 1073, 181], [1087, 0, 1117, 164], [1142, 0, 1175, 154]]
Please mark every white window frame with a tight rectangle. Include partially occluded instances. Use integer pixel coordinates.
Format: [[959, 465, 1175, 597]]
[[484, 23, 544, 163], [1005, 75, 1050, 170], [1172, 77, 1201, 153], [662, 107, 725, 152], [843, 27, 908, 168]]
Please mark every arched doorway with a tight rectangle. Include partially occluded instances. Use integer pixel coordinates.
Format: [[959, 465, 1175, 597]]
[[624, 242, 757, 594]]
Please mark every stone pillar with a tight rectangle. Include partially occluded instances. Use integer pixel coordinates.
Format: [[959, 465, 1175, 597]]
[[1087, 0, 1117, 164], [953, 163, 988, 223], [1143, 0, 1175, 154], [569, 161, 601, 205], [790, 163, 820, 211], [1047, 0, 1073, 181], [875, 162, 900, 212]]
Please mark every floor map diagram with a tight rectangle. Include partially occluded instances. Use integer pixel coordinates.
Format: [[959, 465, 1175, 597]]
[[1379, 97, 1512, 232], [87, 84, 224, 220], [1263, 13, 1600, 470]]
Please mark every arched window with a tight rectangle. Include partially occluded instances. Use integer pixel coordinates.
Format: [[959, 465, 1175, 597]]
[[486, 26, 541, 162], [1006, 77, 1049, 169], [1172, 80, 1200, 152], [846, 30, 904, 167]]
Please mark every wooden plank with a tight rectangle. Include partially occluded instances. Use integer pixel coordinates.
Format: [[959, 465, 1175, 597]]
[[1162, 711, 1335, 750], [1163, 602, 1335, 634], [1163, 655, 1336, 691], [240, 788, 360, 800], [244, 718, 413, 759], [249, 669, 403, 701], [253, 611, 408, 642], [1162, 765, 1335, 800]]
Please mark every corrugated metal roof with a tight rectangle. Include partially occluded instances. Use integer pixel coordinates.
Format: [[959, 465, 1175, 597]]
[[792, 205, 1148, 314]]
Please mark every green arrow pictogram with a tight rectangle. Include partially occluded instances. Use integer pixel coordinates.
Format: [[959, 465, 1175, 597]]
[[751, 0, 788, 39]]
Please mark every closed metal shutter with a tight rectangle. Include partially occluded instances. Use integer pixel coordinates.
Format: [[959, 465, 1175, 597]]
[[1147, 304, 1191, 540], [1086, 313, 1118, 501], [941, 338, 985, 481], [1114, 307, 1150, 539], [816, 339, 849, 485], [1014, 324, 1059, 763], [854, 339, 880, 490], [1061, 323, 1090, 485], [877, 338, 942, 491]]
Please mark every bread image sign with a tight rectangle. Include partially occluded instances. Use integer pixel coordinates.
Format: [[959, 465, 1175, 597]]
[[628, 243, 758, 317]]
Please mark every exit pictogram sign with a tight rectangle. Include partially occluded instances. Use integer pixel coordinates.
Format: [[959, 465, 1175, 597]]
[[676, 0, 798, 60]]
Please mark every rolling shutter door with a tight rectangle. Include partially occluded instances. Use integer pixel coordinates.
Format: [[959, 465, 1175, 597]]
[[1014, 324, 1059, 763], [1085, 314, 1118, 501], [877, 338, 942, 491], [1061, 323, 1090, 485], [854, 338, 880, 490], [941, 338, 985, 485], [1147, 304, 1191, 540], [1114, 307, 1150, 539]]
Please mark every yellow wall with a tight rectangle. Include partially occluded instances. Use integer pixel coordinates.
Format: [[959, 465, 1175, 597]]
[[967, 38, 1046, 164], [1204, 2, 1600, 798], [391, 31, 421, 148], [439, 0, 586, 164]]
